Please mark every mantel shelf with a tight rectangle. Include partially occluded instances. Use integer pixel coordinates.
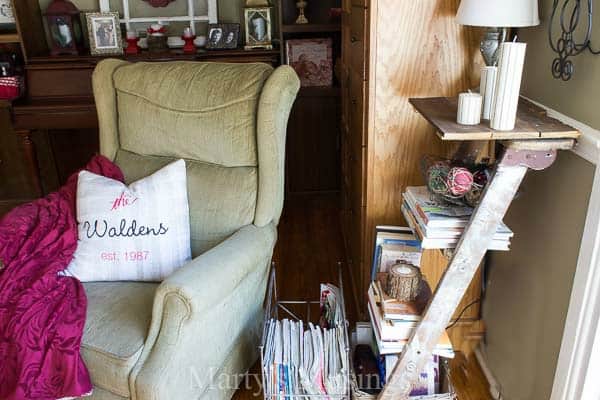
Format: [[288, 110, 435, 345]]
[[281, 23, 341, 33], [0, 33, 21, 44], [409, 97, 581, 141]]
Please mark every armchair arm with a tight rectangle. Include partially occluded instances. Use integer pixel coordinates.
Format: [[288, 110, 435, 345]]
[[130, 223, 277, 400]]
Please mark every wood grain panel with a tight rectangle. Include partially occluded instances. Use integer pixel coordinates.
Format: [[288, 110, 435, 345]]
[[350, 6, 368, 80], [286, 94, 341, 193], [420, 249, 482, 321], [447, 320, 486, 357], [449, 350, 493, 399], [0, 104, 39, 200], [363, 0, 482, 296], [351, 0, 369, 7], [349, 69, 367, 148], [26, 65, 95, 99], [12, 0, 48, 61]]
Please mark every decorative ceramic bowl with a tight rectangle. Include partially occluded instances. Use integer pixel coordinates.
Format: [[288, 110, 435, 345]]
[[167, 36, 185, 48], [194, 35, 207, 48]]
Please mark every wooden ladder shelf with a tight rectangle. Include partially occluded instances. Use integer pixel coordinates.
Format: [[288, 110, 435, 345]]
[[378, 97, 581, 399]]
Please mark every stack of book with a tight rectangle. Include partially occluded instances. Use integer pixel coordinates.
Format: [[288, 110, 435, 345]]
[[366, 225, 452, 396], [371, 226, 422, 281], [367, 277, 454, 359], [401, 186, 513, 250]]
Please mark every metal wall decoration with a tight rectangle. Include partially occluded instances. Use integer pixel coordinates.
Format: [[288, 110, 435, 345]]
[[143, 0, 175, 7], [548, 0, 600, 81]]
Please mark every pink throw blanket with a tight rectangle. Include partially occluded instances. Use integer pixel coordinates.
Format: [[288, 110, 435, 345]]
[[0, 155, 124, 400]]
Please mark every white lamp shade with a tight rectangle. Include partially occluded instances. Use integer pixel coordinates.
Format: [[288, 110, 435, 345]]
[[456, 0, 540, 28]]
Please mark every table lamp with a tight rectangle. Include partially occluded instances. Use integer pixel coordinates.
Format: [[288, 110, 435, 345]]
[[456, 0, 540, 66]]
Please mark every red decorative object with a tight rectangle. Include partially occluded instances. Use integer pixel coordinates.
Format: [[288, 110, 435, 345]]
[[147, 25, 167, 36], [0, 76, 24, 100], [44, 0, 85, 56], [125, 36, 139, 55], [143, 0, 175, 7], [182, 35, 195, 54]]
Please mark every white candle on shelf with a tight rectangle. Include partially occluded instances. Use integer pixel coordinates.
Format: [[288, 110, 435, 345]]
[[491, 42, 527, 131], [457, 92, 482, 125], [480, 66, 497, 120]]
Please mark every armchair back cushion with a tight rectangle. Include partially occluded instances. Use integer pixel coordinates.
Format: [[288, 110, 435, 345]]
[[93, 61, 298, 255]]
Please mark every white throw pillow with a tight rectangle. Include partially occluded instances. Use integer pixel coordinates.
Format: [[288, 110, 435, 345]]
[[65, 159, 191, 282]]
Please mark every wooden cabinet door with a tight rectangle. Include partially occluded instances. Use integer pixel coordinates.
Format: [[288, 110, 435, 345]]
[[349, 6, 368, 80], [420, 249, 482, 321], [348, 69, 367, 148], [351, 0, 369, 7], [0, 104, 40, 215]]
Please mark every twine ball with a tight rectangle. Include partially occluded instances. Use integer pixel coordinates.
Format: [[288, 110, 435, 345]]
[[426, 162, 450, 195], [465, 185, 483, 207], [446, 167, 473, 196]]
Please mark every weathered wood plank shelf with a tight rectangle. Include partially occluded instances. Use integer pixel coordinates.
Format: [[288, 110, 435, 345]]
[[409, 97, 581, 141]]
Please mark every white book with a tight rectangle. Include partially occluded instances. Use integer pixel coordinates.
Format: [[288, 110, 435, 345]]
[[372, 320, 455, 358]]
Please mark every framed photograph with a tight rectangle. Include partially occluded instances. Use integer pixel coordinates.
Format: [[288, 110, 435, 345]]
[[244, 7, 272, 50], [0, 0, 14, 23], [86, 12, 123, 56], [286, 38, 333, 87], [206, 23, 240, 50]]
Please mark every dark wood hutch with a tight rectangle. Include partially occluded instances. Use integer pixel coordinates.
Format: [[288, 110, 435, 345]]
[[0, 0, 342, 215]]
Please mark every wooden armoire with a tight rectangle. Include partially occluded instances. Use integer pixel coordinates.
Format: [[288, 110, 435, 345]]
[[339, 0, 483, 321]]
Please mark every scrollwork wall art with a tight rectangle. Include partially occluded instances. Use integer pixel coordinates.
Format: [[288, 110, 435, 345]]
[[548, 0, 600, 81]]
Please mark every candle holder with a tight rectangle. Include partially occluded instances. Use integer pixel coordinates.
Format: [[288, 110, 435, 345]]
[[295, 0, 308, 24], [480, 66, 497, 120], [182, 34, 196, 53], [491, 42, 527, 131], [457, 92, 482, 126], [125, 32, 139, 54]]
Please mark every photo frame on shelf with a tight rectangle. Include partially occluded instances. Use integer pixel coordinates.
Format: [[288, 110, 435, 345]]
[[86, 12, 123, 56], [286, 38, 333, 87], [206, 23, 239, 50], [244, 7, 273, 50], [0, 0, 15, 25]]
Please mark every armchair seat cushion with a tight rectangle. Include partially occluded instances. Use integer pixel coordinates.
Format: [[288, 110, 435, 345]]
[[81, 282, 157, 397]]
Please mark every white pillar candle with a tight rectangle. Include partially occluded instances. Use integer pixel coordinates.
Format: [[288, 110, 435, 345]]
[[491, 42, 527, 131], [457, 92, 482, 125], [480, 66, 497, 120]]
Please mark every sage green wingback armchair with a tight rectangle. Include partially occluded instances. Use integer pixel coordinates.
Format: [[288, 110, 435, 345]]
[[80, 60, 299, 400]]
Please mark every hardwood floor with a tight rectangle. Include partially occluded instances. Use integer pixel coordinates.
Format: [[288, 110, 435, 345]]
[[233, 192, 352, 399], [232, 193, 491, 400]]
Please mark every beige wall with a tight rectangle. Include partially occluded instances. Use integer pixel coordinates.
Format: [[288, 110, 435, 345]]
[[482, 0, 598, 399]]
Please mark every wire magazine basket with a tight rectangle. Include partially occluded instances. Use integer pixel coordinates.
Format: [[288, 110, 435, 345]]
[[260, 262, 351, 399], [350, 359, 457, 400]]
